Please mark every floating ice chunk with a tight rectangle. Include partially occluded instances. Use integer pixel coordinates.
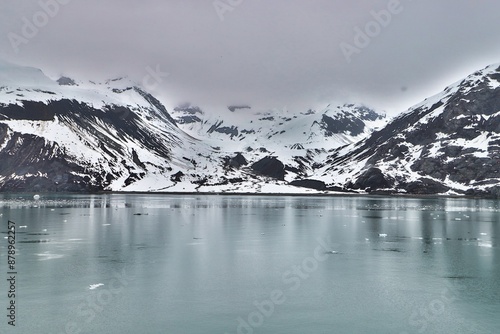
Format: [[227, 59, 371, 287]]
[[379, 233, 388, 237], [89, 283, 104, 290], [480, 232, 488, 236], [33, 194, 40, 200], [36, 253, 63, 260]]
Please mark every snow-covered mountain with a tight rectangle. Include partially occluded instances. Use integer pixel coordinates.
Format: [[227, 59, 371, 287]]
[[319, 63, 500, 197], [171, 103, 386, 151], [1, 59, 500, 196], [169, 103, 387, 190], [0, 60, 386, 193], [0, 60, 204, 192]]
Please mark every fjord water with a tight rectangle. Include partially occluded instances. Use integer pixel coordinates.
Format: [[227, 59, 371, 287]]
[[0, 194, 498, 333]]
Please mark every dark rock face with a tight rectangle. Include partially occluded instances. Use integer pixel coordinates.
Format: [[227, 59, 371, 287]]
[[228, 105, 251, 112], [403, 179, 450, 195], [0, 124, 102, 192], [2, 64, 500, 195], [57, 76, 76, 86], [251, 157, 285, 180], [175, 115, 202, 125], [170, 171, 184, 182], [214, 126, 238, 138], [226, 153, 248, 169], [173, 104, 203, 124], [326, 65, 500, 195], [321, 114, 366, 137], [318, 105, 384, 137], [289, 179, 326, 190], [207, 120, 239, 138], [290, 143, 304, 150], [351, 168, 391, 190], [0, 90, 181, 191], [0, 99, 175, 160], [0, 100, 57, 121], [174, 104, 203, 115]]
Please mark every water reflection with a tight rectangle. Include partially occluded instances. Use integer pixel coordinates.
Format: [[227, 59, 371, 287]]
[[0, 194, 498, 333]]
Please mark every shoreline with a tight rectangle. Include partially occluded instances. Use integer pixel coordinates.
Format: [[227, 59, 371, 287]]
[[0, 190, 498, 200]]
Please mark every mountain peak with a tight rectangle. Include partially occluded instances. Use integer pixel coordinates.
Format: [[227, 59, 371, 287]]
[[57, 76, 77, 86], [1, 61, 500, 195], [323, 62, 500, 196]]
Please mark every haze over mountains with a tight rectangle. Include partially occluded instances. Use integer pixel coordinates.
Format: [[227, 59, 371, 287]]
[[1, 60, 499, 197]]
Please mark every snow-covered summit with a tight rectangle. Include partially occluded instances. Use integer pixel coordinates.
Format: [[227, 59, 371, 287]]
[[1, 60, 500, 196], [319, 63, 500, 196]]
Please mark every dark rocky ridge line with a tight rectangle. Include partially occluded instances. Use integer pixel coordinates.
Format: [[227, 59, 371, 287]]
[[0, 88, 183, 191], [321, 64, 500, 197], [1, 63, 500, 196]]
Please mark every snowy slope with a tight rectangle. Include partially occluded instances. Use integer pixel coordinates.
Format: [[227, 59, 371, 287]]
[[318, 63, 500, 196], [171, 103, 386, 150], [169, 103, 387, 188], [1, 60, 361, 193], [0, 60, 204, 192], [2, 59, 500, 196]]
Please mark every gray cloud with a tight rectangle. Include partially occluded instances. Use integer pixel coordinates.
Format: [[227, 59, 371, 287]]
[[1, 0, 500, 115]]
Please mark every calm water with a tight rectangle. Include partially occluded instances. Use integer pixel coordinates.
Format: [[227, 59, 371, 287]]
[[0, 194, 499, 333]]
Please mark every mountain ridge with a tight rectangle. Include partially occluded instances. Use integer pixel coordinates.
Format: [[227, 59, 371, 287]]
[[319, 63, 500, 197], [1, 60, 499, 197]]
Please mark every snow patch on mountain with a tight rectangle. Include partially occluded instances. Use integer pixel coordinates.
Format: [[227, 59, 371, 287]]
[[2, 59, 500, 196]]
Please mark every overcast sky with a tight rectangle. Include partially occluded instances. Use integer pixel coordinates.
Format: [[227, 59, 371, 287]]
[[1, 0, 500, 115]]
